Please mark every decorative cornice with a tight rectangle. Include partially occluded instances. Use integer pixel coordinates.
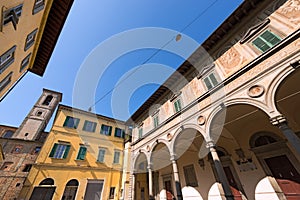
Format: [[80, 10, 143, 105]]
[[240, 18, 270, 44]]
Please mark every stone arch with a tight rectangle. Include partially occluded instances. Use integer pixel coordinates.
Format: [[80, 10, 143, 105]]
[[150, 142, 172, 171], [149, 138, 171, 156], [132, 151, 149, 173], [170, 123, 207, 159], [266, 65, 294, 115], [205, 99, 273, 141]]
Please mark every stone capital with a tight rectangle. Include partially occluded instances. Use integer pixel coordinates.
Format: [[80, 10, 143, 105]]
[[270, 115, 287, 126], [147, 163, 153, 170], [206, 140, 216, 149], [170, 154, 178, 161]]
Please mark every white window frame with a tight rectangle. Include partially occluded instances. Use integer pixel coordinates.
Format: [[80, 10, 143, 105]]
[[113, 150, 121, 164], [0, 46, 16, 74], [202, 70, 220, 90], [97, 147, 106, 163]]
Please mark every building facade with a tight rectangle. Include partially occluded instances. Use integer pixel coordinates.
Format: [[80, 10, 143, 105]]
[[127, 0, 300, 200], [0, 0, 73, 101], [0, 89, 62, 199], [20, 105, 127, 200]]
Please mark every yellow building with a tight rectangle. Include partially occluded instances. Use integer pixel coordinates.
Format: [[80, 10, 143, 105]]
[[19, 105, 127, 200], [0, 0, 73, 101]]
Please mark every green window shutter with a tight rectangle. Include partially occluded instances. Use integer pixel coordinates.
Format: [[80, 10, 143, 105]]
[[83, 121, 87, 130], [100, 125, 104, 134], [174, 99, 182, 112], [122, 130, 125, 138], [138, 128, 143, 138], [204, 77, 213, 90], [261, 30, 281, 46], [92, 123, 96, 132], [49, 143, 58, 157], [63, 117, 69, 127], [108, 126, 112, 136], [252, 37, 270, 52], [114, 127, 117, 137], [77, 146, 87, 160], [63, 145, 71, 159], [177, 100, 182, 111], [74, 119, 80, 129], [209, 73, 218, 86]]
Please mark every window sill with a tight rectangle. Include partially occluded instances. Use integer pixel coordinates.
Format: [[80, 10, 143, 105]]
[[75, 159, 86, 162], [49, 157, 66, 160]]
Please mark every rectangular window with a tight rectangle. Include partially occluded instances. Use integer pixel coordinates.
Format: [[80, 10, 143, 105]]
[[153, 115, 159, 128], [113, 151, 121, 164], [33, 146, 41, 154], [20, 53, 31, 72], [0, 46, 16, 74], [12, 145, 23, 153], [49, 143, 71, 159], [22, 164, 32, 172], [252, 30, 282, 52], [203, 72, 219, 90], [114, 128, 125, 138], [138, 127, 143, 139], [33, 0, 45, 14], [97, 148, 106, 163], [63, 116, 80, 129], [3, 130, 14, 138], [76, 146, 87, 160], [0, 72, 12, 92], [1, 162, 13, 171], [109, 187, 115, 199], [24, 29, 38, 51], [2, 4, 23, 30], [183, 164, 198, 187], [83, 120, 97, 132], [174, 99, 182, 113], [100, 124, 112, 136]]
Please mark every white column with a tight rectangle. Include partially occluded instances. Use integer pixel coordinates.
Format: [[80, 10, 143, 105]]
[[148, 164, 154, 200], [170, 155, 183, 200]]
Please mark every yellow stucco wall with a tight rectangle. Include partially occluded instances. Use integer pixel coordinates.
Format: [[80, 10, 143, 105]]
[[19, 105, 126, 200], [0, 0, 53, 99]]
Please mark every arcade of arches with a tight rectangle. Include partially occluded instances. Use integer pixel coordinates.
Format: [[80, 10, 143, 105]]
[[131, 69, 300, 200]]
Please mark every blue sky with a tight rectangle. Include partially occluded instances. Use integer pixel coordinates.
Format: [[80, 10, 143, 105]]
[[0, 0, 243, 130]]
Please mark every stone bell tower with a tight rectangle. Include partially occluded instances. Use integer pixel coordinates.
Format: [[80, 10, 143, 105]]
[[13, 88, 62, 140]]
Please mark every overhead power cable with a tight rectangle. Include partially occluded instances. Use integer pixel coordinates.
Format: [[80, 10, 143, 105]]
[[89, 0, 219, 111]]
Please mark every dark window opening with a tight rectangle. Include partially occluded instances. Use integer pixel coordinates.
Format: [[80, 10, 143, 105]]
[[3, 130, 14, 138], [42, 95, 53, 106], [23, 164, 32, 172], [63, 116, 80, 129], [2, 4, 23, 30], [254, 136, 277, 147]]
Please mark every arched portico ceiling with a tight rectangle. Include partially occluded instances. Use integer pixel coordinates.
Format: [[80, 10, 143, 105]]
[[150, 142, 172, 171], [133, 152, 148, 173], [207, 103, 281, 149], [275, 69, 300, 132], [171, 126, 208, 160]]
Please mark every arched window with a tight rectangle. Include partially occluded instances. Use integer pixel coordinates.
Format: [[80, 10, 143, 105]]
[[249, 132, 282, 148], [254, 136, 277, 147], [42, 95, 53, 106], [30, 178, 56, 200], [39, 178, 54, 185], [3, 130, 14, 138], [61, 179, 79, 200]]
